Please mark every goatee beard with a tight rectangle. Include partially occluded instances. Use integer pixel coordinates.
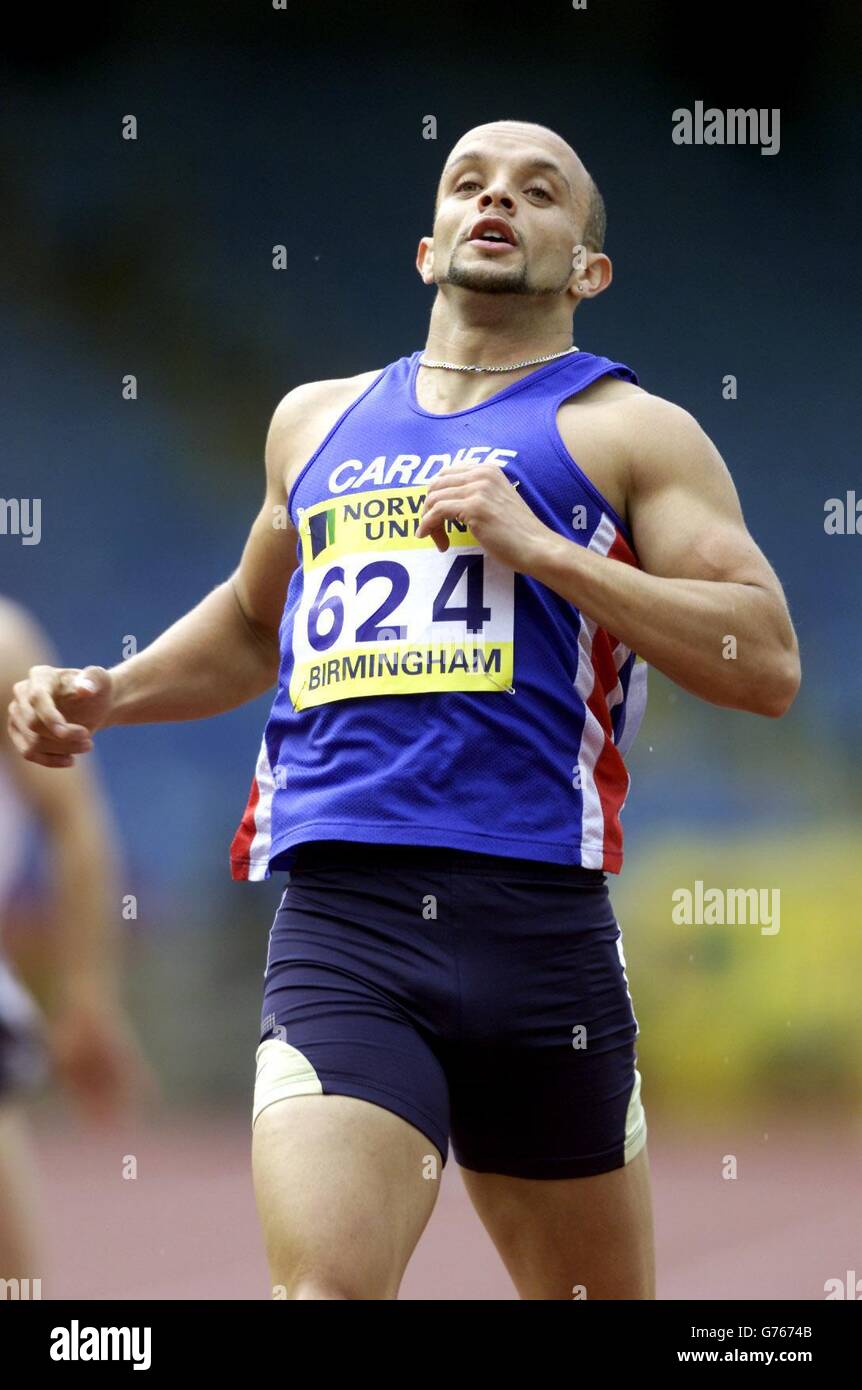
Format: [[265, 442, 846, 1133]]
[[438, 256, 571, 297]]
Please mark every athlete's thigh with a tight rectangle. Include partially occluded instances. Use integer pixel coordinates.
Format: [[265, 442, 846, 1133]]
[[444, 861, 652, 1298], [253, 1091, 440, 1300], [460, 1142, 655, 1300], [448, 866, 645, 1179], [251, 852, 453, 1299]]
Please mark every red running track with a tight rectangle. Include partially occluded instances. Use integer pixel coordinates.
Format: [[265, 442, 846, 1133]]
[[19, 1109, 862, 1300]]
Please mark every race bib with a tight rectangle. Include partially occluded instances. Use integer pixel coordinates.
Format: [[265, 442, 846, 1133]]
[[289, 487, 515, 709]]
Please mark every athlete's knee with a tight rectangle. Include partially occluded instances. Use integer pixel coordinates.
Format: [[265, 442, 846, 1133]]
[[274, 1267, 395, 1301], [291, 1275, 359, 1301]]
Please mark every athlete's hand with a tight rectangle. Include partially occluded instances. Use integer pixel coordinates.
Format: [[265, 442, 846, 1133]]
[[416, 464, 557, 572], [49, 987, 158, 1124], [7, 664, 114, 768]]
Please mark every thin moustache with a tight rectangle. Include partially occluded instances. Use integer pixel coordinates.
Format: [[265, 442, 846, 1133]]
[[460, 228, 522, 247]]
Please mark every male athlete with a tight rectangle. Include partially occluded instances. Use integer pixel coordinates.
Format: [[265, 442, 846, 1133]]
[[7, 121, 800, 1300], [0, 598, 150, 1283]]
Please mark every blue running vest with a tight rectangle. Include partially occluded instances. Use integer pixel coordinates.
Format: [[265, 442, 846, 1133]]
[[231, 347, 647, 878]]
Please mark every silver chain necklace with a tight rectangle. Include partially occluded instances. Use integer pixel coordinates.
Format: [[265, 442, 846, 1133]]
[[419, 344, 580, 374]]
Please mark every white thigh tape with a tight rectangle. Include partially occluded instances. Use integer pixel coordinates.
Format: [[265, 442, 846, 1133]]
[[252, 1037, 323, 1128], [624, 1067, 647, 1163]]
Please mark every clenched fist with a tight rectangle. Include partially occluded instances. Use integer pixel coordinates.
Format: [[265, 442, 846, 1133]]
[[7, 664, 114, 767], [416, 462, 556, 571]]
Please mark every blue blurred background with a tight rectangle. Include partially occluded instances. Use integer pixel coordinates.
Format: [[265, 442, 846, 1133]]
[[2, 0, 860, 1113]]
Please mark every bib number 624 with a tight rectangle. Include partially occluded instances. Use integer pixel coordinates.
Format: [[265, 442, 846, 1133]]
[[307, 555, 492, 652]]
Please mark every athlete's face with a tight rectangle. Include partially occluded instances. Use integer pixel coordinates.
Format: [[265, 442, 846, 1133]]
[[421, 125, 588, 298]]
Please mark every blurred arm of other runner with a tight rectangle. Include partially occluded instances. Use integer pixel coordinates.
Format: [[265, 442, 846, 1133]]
[[0, 601, 154, 1121]]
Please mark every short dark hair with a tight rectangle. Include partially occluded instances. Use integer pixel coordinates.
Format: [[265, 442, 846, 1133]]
[[582, 176, 606, 254]]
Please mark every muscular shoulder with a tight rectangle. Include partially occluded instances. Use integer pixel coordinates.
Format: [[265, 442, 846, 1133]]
[[612, 387, 707, 447], [562, 374, 695, 439], [275, 369, 384, 421], [265, 369, 385, 496], [555, 376, 729, 534], [557, 372, 646, 456], [615, 390, 732, 503], [562, 377, 722, 487]]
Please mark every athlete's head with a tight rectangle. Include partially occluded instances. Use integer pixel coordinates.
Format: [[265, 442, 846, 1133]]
[[417, 120, 610, 305]]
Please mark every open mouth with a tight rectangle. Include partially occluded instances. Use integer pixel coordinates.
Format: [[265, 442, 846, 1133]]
[[467, 216, 518, 251]]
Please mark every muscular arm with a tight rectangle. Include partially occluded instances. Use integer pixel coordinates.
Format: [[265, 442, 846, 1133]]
[[532, 396, 801, 715], [7, 389, 308, 764], [106, 390, 304, 727], [8, 372, 380, 765], [418, 392, 801, 717]]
